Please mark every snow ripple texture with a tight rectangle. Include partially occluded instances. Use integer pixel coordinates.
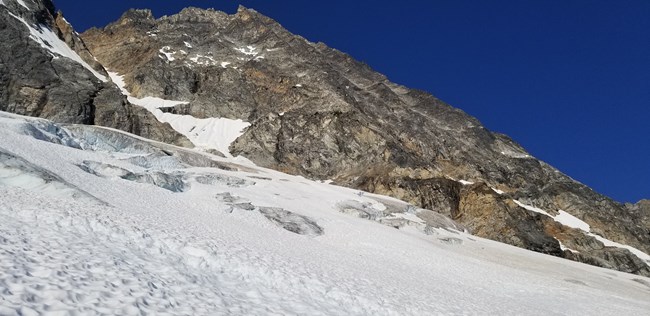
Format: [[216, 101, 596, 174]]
[[0, 191, 369, 315]]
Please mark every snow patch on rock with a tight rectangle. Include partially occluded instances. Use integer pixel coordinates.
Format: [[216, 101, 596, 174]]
[[514, 200, 552, 217], [491, 187, 505, 194], [16, 0, 29, 10], [500, 150, 531, 159], [108, 71, 250, 156], [555, 210, 591, 232], [515, 200, 650, 265], [157, 114, 250, 157], [159, 46, 176, 61], [590, 234, 650, 264], [556, 238, 579, 254], [6, 12, 107, 82], [235, 45, 258, 56], [188, 54, 216, 66]]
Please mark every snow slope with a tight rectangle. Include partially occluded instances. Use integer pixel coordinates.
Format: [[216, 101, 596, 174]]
[[107, 72, 250, 156], [0, 111, 649, 315], [2, 6, 107, 82]]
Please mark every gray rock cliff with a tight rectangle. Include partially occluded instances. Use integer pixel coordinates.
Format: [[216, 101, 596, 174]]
[[0, 0, 191, 146]]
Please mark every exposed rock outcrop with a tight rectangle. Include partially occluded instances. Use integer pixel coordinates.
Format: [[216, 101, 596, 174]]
[[0, 0, 191, 146]]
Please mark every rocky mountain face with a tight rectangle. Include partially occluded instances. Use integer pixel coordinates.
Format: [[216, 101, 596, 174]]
[[0, 0, 191, 146], [627, 200, 650, 233], [1, 0, 648, 276]]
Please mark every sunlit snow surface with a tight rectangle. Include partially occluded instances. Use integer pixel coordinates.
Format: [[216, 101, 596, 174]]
[[0, 112, 649, 315], [555, 209, 591, 231], [15, 0, 28, 9], [235, 45, 259, 56], [0, 0, 24, 9], [107, 72, 250, 157], [514, 200, 552, 217], [159, 46, 176, 62]]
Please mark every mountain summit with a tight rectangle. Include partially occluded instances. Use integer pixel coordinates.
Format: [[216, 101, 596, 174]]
[[1, 0, 649, 279]]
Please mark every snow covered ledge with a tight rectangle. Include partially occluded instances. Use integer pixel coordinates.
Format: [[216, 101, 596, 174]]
[[514, 200, 650, 266], [108, 72, 250, 157], [4, 6, 107, 82]]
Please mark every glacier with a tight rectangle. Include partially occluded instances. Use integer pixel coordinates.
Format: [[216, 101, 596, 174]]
[[0, 111, 649, 315]]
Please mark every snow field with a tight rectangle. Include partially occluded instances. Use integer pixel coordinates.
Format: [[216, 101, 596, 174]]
[[0, 112, 649, 315]]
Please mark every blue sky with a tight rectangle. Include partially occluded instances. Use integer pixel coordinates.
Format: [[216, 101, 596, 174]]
[[54, 0, 650, 203]]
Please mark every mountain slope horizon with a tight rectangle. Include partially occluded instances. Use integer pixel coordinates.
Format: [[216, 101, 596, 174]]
[[1, 0, 649, 280], [53, 0, 650, 205], [1, 1, 650, 313]]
